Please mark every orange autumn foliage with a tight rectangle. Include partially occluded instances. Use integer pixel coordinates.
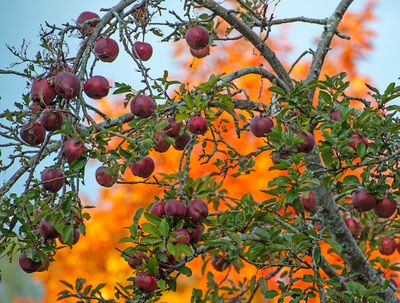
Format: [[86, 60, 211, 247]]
[[23, 2, 397, 303]]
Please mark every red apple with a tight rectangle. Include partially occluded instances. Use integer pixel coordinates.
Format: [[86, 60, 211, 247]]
[[127, 251, 148, 269], [344, 217, 361, 238], [153, 132, 171, 153], [36, 256, 50, 272], [41, 167, 65, 193], [190, 224, 203, 243], [211, 255, 230, 272], [186, 26, 209, 50], [62, 139, 86, 163], [135, 272, 157, 293], [374, 196, 397, 218], [130, 156, 155, 178], [94, 37, 119, 62], [250, 116, 274, 137], [77, 11, 99, 35], [29, 102, 43, 113], [352, 188, 377, 212], [54, 72, 81, 99], [296, 132, 315, 153], [174, 132, 191, 150], [330, 111, 341, 121], [19, 252, 41, 273], [348, 134, 368, 152], [150, 201, 165, 218], [133, 41, 153, 61], [30, 78, 56, 105], [271, 151, 290, 166], [39, 219, 59, 240], [379, 237, 397, 255], [172, 229, 190, 245], [300, 192, 317, 213], [20, 122, 46, 146], [130, 94, 156, 118], [164, 117, 183, 137], [84, 76, 109, 99], [186, 199, 208, 223], [190, 45, 210, 58], [39, 109, 63, 131], [164, 199, 186, 218], [95, 166, 117, 187], [188, 116, 208, 135]]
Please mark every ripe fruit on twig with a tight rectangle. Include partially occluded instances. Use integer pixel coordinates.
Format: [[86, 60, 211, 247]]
[[186, 199, 208, 223], [20, 122, 46, 146], [188, 115, 208, 135], [186, 26, 209, 50], [130, 94, 156, 118], [211, 255, 230, 272], [271, 151, 290, 166], [296, 132, 315, 153], [150, 201, 165, 218], [31, 78, 56, 105], [135, 272, 157, 293], [330, 111, 341, 121], [94, 37, 119, 62], [172, 229, 190, 245], [164, 117, 183, 137], [374, 196, 397, 218], [352, 188, 377, 212], [95, 166, 117, 187], [127, 252, 148, 269], [130, 156, 155, 178], [39, 219, 59, 240], [190, 45, 210, 58], [347, 133, 368, 152], [379, 237, 397, 255], [153, 132, 171, 153], [54, 72, 81, 99], [174, 132, 191, 150], [19, 252, 41, 273], [84, 76, 109, 99], [62, 139, 86, 164], [300, 192, 317, 213], [344, 217, 361, 238], [189, 225, 203, 243], [41, 168, 65, 193], [36, 256, 50, 272], [77, 11, 99, 35], [249, 116, 273, 137], [40, 109, 63, 131], [133, 41, 153, 61], [164, 199, 186, 218]]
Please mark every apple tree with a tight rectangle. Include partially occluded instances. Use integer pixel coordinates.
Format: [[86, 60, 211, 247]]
[[1, 0, 400, 302]]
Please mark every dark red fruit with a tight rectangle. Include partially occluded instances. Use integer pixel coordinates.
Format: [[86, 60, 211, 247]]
[[330, 111, 341, 121], [31, 78, 56, 105], [130, 95, 156, 118], [164, 199, 186, 218], [130, 157, 155, 178], [94, 38, 119, 62], [135, 272, 157, 293], [153, 132, 171, 153], [174, 132, 191, 150], [186, 199, 208, 223], [172, 229, 190, 245], [159, 253, 176, 269], [296, 132, 315, 153], [186, 26, 209, 50], [250, 116, 274, 137], [188, 116, 208, 135], [133, 41, 153, 61], [271, 151, 290, 166], [36, 257, 50, 272], [164, 117, 183, 137], [190, 45, 210, 58], [211, 255, 230, 272], [379, 237, 397, 255], [300, 192, 317, 213], [77, 11, 99, 35], [19, 252, 41, 273], [95, 166, 117, 187], [62, 139, 86, 163], [128, 252, 148, 269], [348, 134, 368, 152], [20, 122, 46, 146], [39, 109, 63, 131], [344, 217, 361, 238], [84, 76, 109, 99], [54, 72, 81, 99], [41, 168, 65, 193], [39, 219, 59, 240], [190, 225, 203, 243], [374, 196, 397, 218], [352, 188, 377, 212], [150, 202, 165, 218], [29, 102, 43, 113]]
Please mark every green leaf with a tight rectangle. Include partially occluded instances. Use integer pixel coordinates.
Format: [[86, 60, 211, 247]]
[[130, 207, 145, 238], [159, 219, 169, 237]]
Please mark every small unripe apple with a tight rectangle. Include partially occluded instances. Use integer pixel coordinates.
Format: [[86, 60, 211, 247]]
[[62, 139, 86, 163], [172, 229, 190, 245], [164, 199, 186, 218], [250, 116, 273, 137], [188, 116, 208, 135], [127, 251, 148, 269], [174, 132, 191, 150], [130, 156, 155, 178], [153, 132, 171, 153], [150, 201, 165, 218], [186, 26, 209, 50], [211, 255, 230, 272], [84, 76, 109, 99], [54, 72, 81, 99], [94, 37, 119, 62], [186, 199, 208, 223], [77, 11, 99, 35], [379, 237, 397, 255], [39, 109, 63, 131], [19, 252, 41, 273], [300, 192, 317, 213], [352, 188, 377, 212], [133, 41, 153, 61], [344, 217, 361, 238], [39, 219, 59, 240], [135, 272, 157, 293], [330, 111, 341, 121], [296, 132, 315, 153], [41, 167, 65, 193], [20, 122, 46, 146], [374, 196, 397, 218], [190, 45, 210, 58], [190, 225, 203, 243], [36, 256, 50, 272], [164, 117, 183, 137], [95, 166, 117, 187], [348, 134, 368, 152], [31, 78, 56, 105], [130, 94, 156, 118]]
